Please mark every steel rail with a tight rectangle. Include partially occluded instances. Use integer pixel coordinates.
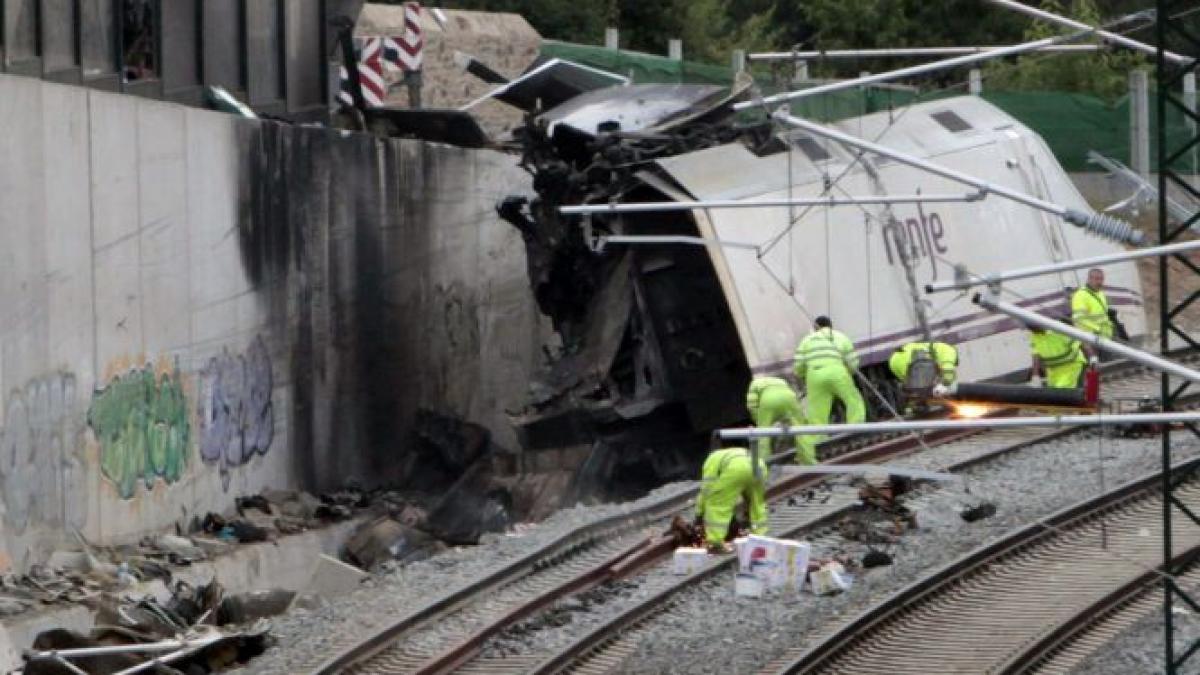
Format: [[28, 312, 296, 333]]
[[771, 455, 1200, 674], [313, 357, 1185, 675], [341, 422, 987, 675], [523, 362, 1198, 675], [307, 418, 955, 674]]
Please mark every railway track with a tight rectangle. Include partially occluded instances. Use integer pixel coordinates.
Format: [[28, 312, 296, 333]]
[[765, 456, 1200, 674], [311, 358, 1187, 675]]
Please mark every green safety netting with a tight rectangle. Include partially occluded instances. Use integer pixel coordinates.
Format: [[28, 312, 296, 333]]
[[540, 40, 1195, 173]]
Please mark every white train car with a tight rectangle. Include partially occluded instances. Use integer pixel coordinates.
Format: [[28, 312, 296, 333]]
[[654, 95, 1146, 385]]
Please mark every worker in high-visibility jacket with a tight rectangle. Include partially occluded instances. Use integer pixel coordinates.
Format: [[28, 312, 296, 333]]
[[746, 376, 816, 465], [888, 341, 959, 386], [793, 316, 866, 446], [695, 447, 768, 552], [1029, 325, 1090, 388], [1071, 268, 1114, 341]]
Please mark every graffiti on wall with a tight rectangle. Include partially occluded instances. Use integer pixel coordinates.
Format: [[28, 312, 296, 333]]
[[197, 336, 274, 490], [88, 366, 190, 499], [0, 375, 85, 534]]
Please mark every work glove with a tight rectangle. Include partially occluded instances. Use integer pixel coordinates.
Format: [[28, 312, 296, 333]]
[[931, 383, 950, 398], [1088, 356, 1099, 367]]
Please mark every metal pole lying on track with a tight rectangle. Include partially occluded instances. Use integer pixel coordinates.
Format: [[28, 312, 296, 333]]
[[749, 45, 1104, 61], [718, 412, 1200, 440], [926, 240, 1200, 293], [559, 193, 983, 215], [982, 0, 1190, 65], [774, 112, 1145, 244], [975, 289, 1200, 384], [594, 235, 759, 251], [733, 32, 1095, 110]]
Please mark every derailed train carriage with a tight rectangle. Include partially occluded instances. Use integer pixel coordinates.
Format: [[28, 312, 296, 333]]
[[498, 84, 1145, 498]]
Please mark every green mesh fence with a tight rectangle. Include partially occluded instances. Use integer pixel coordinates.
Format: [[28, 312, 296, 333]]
[[540, 40, 1195, 173]]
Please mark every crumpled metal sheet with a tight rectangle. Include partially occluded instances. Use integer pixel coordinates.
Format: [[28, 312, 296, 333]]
[[540, 82, 734, 136]]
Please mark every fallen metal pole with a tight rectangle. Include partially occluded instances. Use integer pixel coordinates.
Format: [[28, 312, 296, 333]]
[[24, 634, 226, 660], [718, 411, 1200, 440], [560, 193, 983, 215], [784, 464, 959, 482], [595, 235, 759, 252], [926, 240, 1200, 293], [975, 289, 1200, 384], [749, 45, 1104, 61], [733, 32, 1092, 110], [774, 112, 1144, 244], [982, 0, 1190, 65]]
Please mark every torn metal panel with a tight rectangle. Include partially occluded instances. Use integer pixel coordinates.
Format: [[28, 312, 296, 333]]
[[463, 57, 629, 113], [361, 108, 491, 147], [539, 74, 753, 138]]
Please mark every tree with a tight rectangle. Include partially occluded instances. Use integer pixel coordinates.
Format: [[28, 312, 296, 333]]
[[982, 0, 1147, 99]]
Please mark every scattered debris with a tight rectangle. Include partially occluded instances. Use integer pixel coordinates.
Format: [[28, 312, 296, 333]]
[[26, 576, 272, 674], [862, 549, 894, 568], [304, 554, 369, 599], [810, 561, 854, 596], [960, 502, 998, 522], [343, 516, 443, 570]]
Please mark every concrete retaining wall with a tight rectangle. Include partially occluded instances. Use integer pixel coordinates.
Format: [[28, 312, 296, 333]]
[[0, 72, 544, 569]]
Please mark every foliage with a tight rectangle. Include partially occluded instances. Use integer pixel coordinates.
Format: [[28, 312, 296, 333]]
[[380, 0, 1171, 99], [982, 0, 1148, 100]]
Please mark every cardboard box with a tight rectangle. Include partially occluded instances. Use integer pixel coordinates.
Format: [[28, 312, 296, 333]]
[[734, 573, 764, 598], [769, 540, 811, 593], [672, 547, 708, 575], [736, 535, 811, 594]]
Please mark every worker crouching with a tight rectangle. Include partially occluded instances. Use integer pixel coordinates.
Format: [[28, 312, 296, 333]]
[[695, 447, 768, 553], [1029, 323, 1094, 388], [889, 342, 959, 387], [747, 376, 817, 465]]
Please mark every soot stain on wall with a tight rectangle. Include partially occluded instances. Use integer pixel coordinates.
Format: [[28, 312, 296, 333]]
[[236, 118, 416, 491]]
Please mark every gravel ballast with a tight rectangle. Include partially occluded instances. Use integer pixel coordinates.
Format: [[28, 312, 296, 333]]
[[480, 432, 1199, 674], [227, 481, 696, 675], [234, 431, 1196, 674]]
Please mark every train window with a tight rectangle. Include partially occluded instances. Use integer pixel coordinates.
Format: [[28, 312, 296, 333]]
[[931, 110, 973, 133], [794, 135, 833, 162]]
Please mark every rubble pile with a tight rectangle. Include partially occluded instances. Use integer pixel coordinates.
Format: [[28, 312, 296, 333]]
[[24, 579, 276, 675]]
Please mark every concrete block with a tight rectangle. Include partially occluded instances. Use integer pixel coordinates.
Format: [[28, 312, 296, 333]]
[[304, 554, 368, 599]]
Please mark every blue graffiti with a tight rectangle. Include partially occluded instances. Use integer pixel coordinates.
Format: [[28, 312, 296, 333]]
[[197, 336, 274, 490]]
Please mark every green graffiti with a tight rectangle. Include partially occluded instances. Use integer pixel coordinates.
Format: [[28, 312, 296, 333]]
[[88, 367, 190, 499]]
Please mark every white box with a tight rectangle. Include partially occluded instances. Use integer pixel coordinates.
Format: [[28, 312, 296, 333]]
[[734, 573, 764, 597], [738, 535, 812, 594], [672, 547, 708, 575], [769, 540, 811, 593]]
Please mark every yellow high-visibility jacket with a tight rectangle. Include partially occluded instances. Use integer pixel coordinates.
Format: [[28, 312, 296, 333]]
[[793, 328, 859, 380], [1071, 287, 1114, 339], [888, 342, 959, 385]]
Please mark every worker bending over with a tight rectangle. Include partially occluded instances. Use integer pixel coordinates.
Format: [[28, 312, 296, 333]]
[[695, 447, 768, 553], [794, 316, 866, 446], [1029, 323, 1094, 388], [888, 341, 959, 386], [746, 376, 816, 465]]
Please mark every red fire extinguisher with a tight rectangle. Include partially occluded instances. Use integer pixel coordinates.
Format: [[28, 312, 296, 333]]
[[1084, 362, 1100, 406]]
